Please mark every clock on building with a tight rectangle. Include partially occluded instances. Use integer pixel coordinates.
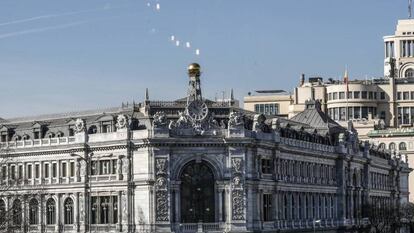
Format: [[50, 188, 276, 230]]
[[186, 100, 208, 121]]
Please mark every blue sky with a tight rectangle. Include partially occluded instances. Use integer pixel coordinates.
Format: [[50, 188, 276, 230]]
[[0, 0, 409, 118]]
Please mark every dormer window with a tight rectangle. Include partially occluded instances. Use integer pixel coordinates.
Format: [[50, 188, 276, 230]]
[[68, 128, 74, 136], [0, 134, 6, 142], [47, 132, 55, 139], [88, 126, 98, 134], [22, 134, 30, 140], [56, 132, 64, 138], [102, 122, 112, 133], [12, 135, 21, 141]]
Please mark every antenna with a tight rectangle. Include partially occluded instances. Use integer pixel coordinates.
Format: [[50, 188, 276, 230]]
[[410, 0, 413, 19]]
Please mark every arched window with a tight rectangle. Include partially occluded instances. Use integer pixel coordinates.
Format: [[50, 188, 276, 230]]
[[64, 198, 74, 224], [11, 135, 21, 141], [22, 134, 30, 140], [0, 199, 5, 224], [29, 198, 38, 225], [378, 143, 386, 150], [389, 142, 396, 150], [399, 142, 407, 151], [56, 131, 64, 138], [405, 68, 414, 78], [88, 125, 98, 134], [46, 198, 56, 225], [12, 199, 22, 226]]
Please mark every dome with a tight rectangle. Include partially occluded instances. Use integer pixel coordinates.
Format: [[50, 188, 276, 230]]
[[187, 63, 201, 76]]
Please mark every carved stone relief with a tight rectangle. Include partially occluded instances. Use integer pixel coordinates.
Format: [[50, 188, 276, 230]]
[[155, 158, 169, 222], [74, 118, 85, 133], [79, 193, 85, 222], [122, 191, 128, 223], [116, 114, 128, 130], [231, 157, 245, 220]]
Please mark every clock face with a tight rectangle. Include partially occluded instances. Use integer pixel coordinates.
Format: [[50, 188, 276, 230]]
[[187, 100, 208, 121]]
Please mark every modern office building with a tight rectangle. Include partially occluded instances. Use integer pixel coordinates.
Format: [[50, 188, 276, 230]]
[[0, 64, 410, 233]]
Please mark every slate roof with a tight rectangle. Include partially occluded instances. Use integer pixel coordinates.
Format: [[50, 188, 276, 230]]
[[290, 100, 345, 135]]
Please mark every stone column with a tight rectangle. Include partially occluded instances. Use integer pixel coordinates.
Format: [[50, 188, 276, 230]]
[[218, 189, 223, 222], [174, 187, 181, 223]]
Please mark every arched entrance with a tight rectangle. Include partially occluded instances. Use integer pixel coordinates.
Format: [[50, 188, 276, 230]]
[[180, 161, 215, 223]]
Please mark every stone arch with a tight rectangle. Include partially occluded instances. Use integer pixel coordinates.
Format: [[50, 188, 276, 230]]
[[398, 62, 414, 77], [179, 160, 216, 223], [171, 155, 223, 181]]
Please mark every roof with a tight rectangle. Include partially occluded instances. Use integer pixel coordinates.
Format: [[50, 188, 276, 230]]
[[290, 100, 345, 135]]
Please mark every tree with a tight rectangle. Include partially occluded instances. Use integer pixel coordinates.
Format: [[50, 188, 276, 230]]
[[360, 201, 414, 233]]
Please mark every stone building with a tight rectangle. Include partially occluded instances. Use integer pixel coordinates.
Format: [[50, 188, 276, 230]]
[[244, 18, 414, 201], [0, 63, 410, 233]]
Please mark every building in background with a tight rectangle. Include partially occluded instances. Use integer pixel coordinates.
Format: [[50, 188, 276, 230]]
[[243, 90, 292, 118], [244, 18, 414, 201]]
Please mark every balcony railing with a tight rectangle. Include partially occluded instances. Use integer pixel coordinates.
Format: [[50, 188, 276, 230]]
[[174, 222, 225, 233], [0, 136, 76, 149]]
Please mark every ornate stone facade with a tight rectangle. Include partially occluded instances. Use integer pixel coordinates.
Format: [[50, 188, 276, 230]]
[[0, 64, 410, 233]]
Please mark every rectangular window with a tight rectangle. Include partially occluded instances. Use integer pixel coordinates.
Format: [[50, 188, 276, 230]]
[[354, 91, 360, 99], [100, 160, 111, 175], [361, 107, 368, 119], [373, 92, 377, 99], [11, 166, 16, 180], [339, 107, 346, 120], [339, 92, 345, 99], [398, 107, 402, 125], [380, 92, 386, 100], [369, 91, 373, 99], [348, 107, 353, 120], [354, 107, 361, 119], [261, 159, 272, 174], [112, 160, 117, 175], [27, 164, 32, 179], [18, 165, 22, 180], [361, 91, 367, 99], [70, 162, 75, 177], [0, 134, 6, 142], [397, 92, 402, 100], [34, 131, 40, 139], [102, 123, 112, 133], [403, 91, 410, 100], [44, 163, 49, 178], [35, 164, 40, 178], [332, 92, 337, 100], [347, 91, 352, 99], [403, 107, 410, 124], [61, 162, 67, 177], [328, 93, 332, 100], [52, 163, 57, 178], [263, 194, 272, 221], [411, 92, 414, 100]]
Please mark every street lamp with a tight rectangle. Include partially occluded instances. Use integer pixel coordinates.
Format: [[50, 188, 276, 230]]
[[70, 152, 113, 232], [313, 219, 321, 233]]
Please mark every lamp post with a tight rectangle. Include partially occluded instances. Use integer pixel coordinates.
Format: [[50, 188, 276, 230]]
[[313, 219, 321, 233], [71, 152, 113, 233]]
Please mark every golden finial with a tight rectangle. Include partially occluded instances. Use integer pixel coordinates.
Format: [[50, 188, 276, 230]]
[[187, 63, 201, 77]]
